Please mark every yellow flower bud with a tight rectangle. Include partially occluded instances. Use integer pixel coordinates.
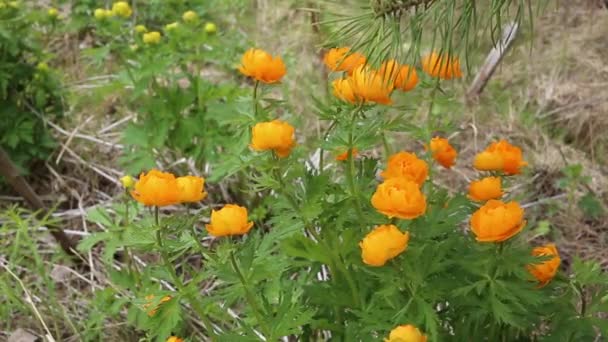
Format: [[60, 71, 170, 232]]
[[111, 1, 132, 18], [94, 8, 108, 20], [204, 22, 217, 34], [8, 1, 19, 8], [48, 7, 59, 18], [36, 62, 49, 72], [120, 175, 135, 188], [129, 44, 139, 52], [182, 10, 198, 23], [134, 25, 147, 34], [165, 22, 179, 32], [143, 31, 161, 44]]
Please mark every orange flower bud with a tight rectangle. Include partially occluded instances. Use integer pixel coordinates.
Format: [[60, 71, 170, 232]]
[[371, 178, 426, 219], [332, 78, 359, 104], [429, 137, 457, 168], [238, 48, 286, 83], [166, 337, 184, 342], [380, 152, 428, 186], [379, 60, 419, 92], [323, 47, 366, 75], [473, 140, 527, 175], [360, 225, 409, 267], [470, 200, 526, 242], [131, 169, 180, 207], [205, 204, 254, 237], [250, 120, 296, 157], [421, 52, 462, 79], [385, 324, 428, 342], [143, 294, 172, 317], [176, 175, 207, 203], [527, 243, 561, 287], [335, 147, 358, 161], [350, 65, 394, 105], [468, 176, 503, 202]]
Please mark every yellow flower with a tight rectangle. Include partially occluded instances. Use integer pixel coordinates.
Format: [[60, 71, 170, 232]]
[[182, 10, 198, 22], [205, 204, 254, 237], [165, 22, 179, 32], [385, 324, 428, 342], [134, 24, 147, 33], [176, 175, 207, 203], [250, 120, 296, 158], [429, 137, 457, 169], [204, 22, 217, 34], [323, 47, 367, 75], [120, 175, 135, 188], [379, 60, 419, 92], [130, 169, 180, 207], [166, 337, 184, 342], [527, 243, 561, 287], [468, 177, 503, 202], [470, 200, 526, 242], [48, 7, 59, 18], [350, 65, 394, 105], [380, 152, 428, 186], [360, 225, 409, 267], [94, 8, 110, 20], [238, 48, 287, 84], [371, 178, 427, 219], [332, 77, 359, 104], [143, 31, 161, 44], [111, 1, 132, 18]]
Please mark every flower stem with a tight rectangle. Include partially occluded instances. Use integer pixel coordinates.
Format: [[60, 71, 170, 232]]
[[318, 120, 338, 173], [253, 80, 260, 119], [123, 191, 140, 286], [229, 251, 272, 339], [154, 206, 218, 341], [347, 107, 366, 225]]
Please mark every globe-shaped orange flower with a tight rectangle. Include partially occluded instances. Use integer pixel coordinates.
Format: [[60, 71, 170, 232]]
[[350, 65, 394, 105], [176, 175, 207, 203], [474, 140, 528, 175], [429, 137, 457, 168], [527, 243, 561, 287], [335, 147, 358, 161], [238, 48, 286, 83], [166, 337, 184, 342], [379, 60, 419, 92], [421, 52, 462, 79], [380, 152, 428, 186], [468, 177, 503, 202], [205, 204, 254, 237], [371, 178, 427, 219], [360, 225, 409, 267], [470, 200, 526, 242], [385, 324, 428, 342], [323, 47, 366, 75], [332, 78, 358, 104], [131, 169, 180, 207], [250, 120, 296, 157]]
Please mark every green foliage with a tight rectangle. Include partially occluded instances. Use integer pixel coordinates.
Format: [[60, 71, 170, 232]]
[[0, 3, 64, 171]]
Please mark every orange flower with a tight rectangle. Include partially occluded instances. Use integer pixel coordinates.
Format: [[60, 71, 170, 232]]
[[385, 324, 428, 342], [360, 225, 409, 267], [176, 175, 207, 203], [335, 147, 358, 161], [131, 169, 180, 207], [380, 152, 428, 186], [350, 65, 394, 105], [527, 243, 561, 287], [332, 78, 358, 104], [238, 48, 286, 83], [379, 60, 419, 92], [205, 204, 254, 237], [429, 137, 457, 168], [143, 295, 172, 317], [166, 337, 184, 342], [323, 47, 366, 75], [470, 200, 526, 242], [473, 140, 527, 175], [250, 120, 296, 157], [468, 177, 503, 202], [421, 52, 462, 79], [371, 178, 426, 219]]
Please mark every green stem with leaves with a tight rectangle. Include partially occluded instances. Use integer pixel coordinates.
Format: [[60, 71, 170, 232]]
[[154, 207, 218, 341], [123, 191, 140, 286], [229, 251, 272, 339], [346, 106, 366, 224], [318, 120, 338, 173], [253, 80, 260, 118]]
